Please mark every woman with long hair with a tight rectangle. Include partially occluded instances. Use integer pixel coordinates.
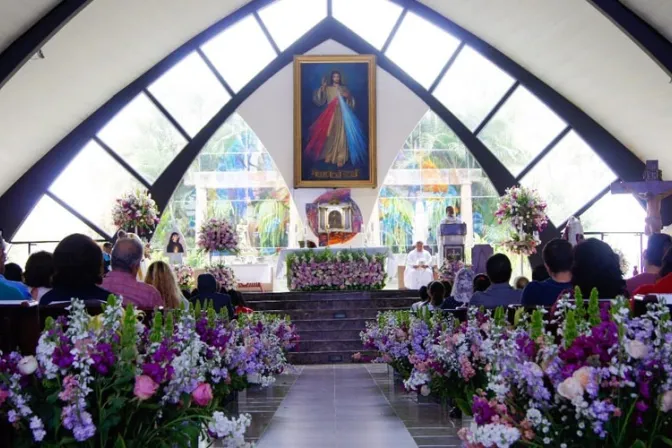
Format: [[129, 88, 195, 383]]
[[144, 261, 188, 309]]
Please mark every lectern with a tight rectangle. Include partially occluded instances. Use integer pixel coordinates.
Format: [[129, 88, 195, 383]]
[[440, 223, 467, 261]]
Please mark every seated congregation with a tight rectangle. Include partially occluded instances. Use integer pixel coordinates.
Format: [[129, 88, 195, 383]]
[[0, 232, 251, 317], [407, 234, 672, 314]]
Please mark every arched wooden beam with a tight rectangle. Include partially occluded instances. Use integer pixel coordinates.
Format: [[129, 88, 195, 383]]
[[588, 0, 672, 80], [0, 0, 93, 91]]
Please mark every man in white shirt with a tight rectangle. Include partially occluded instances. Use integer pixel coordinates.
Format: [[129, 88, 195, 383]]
[[404, 241, 433, 290]]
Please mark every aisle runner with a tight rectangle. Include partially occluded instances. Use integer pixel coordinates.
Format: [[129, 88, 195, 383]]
[[256, 365, 418, 448]]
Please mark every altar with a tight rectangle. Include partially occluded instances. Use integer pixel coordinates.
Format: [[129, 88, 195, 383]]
[[276, 247, 396, 278]]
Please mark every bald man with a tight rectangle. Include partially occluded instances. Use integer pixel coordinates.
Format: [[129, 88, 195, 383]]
[[102, 238, 162, 308]]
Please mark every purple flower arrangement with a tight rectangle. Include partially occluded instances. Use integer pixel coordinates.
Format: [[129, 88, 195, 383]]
[[0, 296, 297, 446], [205, 263, 237, 291], [112, 189, 161, 232], [198, 218, 239, 254], [495, 186, 548, 256], [287, 249, 387, 291], [363, 289, 672, 447]]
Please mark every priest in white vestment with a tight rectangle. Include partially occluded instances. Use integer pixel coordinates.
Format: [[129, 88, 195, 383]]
[[404, 241, 434, 290]]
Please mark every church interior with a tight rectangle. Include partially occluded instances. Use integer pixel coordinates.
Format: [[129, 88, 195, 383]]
[[1, 0, 672, 446]]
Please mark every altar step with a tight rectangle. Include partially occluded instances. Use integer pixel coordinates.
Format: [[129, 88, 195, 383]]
[[287, 350, 378, 365], [258, 307, 403, 320], [241, 290, 416, 365], [248, 297, 417, 311]]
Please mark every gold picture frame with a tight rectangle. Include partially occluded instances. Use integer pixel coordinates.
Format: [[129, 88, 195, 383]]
[[293, 55, 377, 188]]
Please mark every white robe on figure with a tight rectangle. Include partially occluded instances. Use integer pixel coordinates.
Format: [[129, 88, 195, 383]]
[[404, 249, 433, 290]]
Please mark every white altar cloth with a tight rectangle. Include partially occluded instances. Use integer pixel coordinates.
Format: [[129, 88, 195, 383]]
[[230, 263, 273, 284], [276, 247, 396, 279]]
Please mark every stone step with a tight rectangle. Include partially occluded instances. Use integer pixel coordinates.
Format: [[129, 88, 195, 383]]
[[259, 307, 410, 320], [296, 339, 363, 352], [250, 298, 417, 311], [242, 290, 415, 302], [292, 318, 370, 331], [298, 329, 364, 341], [287, 350, 376, 365]]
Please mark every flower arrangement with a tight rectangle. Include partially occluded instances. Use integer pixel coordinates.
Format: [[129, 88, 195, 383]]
[[364, 289, 672, 447], [0, 296, 297, 446], [112, 190, 161, 232], [438, 255, 464, 283], [173, 265, 195, 291], [198, 218, 239, 254], [459, 289, 672, 448], [495, 186, 548, 256], [205, 263, 237, 291], [362, 309, 490, 409], [286, 249, 387, 291]]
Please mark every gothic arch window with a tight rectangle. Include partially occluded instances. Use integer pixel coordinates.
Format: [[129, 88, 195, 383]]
[[378, 111, 499, 257], [152, 114, 292, 257]]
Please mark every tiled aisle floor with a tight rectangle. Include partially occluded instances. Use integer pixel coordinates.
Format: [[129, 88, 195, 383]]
[[248, 364, 463, 448]]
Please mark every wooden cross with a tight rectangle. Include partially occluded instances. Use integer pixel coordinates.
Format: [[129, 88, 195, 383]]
[[611, 160, 672, 235]]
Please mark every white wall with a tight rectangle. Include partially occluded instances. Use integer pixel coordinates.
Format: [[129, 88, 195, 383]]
[[237, 40, 428, 247]]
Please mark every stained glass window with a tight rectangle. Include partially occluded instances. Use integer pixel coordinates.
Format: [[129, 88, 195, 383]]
[[153, 114, 291, 258]]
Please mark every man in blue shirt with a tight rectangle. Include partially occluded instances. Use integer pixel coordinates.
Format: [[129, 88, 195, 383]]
[[470, 254, 521, 308], [521, 238, 573, 307], [0, 235, 31, 299]]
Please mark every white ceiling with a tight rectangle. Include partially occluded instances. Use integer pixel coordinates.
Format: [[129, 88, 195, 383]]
[[623, 0, 672, 43], [0, 0, 58, 53], [1, 0, 672, 196]]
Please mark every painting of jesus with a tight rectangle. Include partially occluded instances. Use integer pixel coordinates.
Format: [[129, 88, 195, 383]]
[[294, 55, 377, 188]]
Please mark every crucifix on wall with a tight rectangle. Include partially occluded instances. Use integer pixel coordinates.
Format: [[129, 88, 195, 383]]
[[610, 160, 672, 235]]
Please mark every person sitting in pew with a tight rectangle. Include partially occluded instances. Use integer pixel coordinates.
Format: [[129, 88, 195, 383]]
[[441, 268, 474, 309], [470, 254, 521, 309], [0, 236, 31, 300], [522, 239, 573, 307], [410, 286, 430, 311], [41, 234, 113, 305]]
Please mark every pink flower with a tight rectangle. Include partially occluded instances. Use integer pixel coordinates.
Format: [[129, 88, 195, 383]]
[[134, 375, 159, 401], [0, 389, 8, 406], [192, 383, 213, 406], [59, 375, 79, 401]]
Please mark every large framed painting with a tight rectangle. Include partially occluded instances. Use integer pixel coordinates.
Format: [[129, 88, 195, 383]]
[[294, 55, 377, 188]]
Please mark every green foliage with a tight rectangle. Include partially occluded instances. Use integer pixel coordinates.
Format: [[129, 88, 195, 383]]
[[574, 285, 585, 323], [564, 310, 578, 348], [164, 310, 174, 337], [588, 287, 601, 327], [530, 309, 543, 340], [149, 312, 163, 344], [493, 307, 505, 327]]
